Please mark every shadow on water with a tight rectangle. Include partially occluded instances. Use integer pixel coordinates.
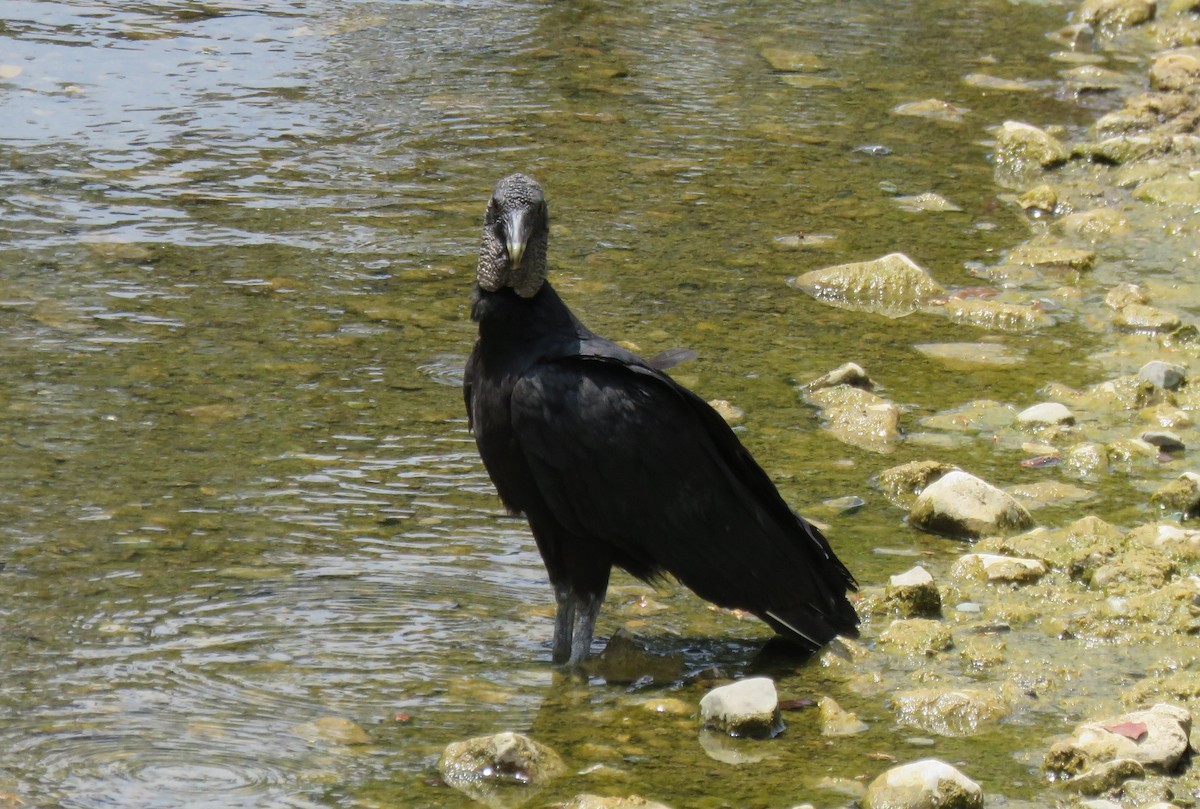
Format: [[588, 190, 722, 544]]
[[0, 0, 1166, 806]]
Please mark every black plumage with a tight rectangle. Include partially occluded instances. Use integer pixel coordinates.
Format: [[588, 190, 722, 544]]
[[464, 174, 859, 666]]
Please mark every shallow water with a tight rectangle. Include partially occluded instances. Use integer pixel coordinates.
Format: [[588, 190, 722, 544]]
[[0, 0, 1180, 806]]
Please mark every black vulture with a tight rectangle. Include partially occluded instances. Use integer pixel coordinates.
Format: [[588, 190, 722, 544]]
[[464, 173, 859, 666]]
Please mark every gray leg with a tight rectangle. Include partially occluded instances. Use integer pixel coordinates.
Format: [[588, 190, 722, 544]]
[[551, 587, 575, 665], [567, 592, 603, 667]]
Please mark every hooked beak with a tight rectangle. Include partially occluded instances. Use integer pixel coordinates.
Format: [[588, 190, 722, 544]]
[[503, 208, 533, 270]]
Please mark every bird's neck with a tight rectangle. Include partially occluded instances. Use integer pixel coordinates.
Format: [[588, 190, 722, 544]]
[[471, 281, 584, 345]]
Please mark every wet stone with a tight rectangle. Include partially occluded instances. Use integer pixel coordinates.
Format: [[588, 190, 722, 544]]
[[1113, 304, 1183, 333], [953, 553, 1048, 584], [1044, 703, 1192, 776], [1008, 243, 1097, 271], [891, 98, 969, 123], [1150, 471, 1200, 515], [1059, 758, 1146, 795], [1105, 282, 1148, 309], [909, 470, 1035, 539], [878, 460, 956, 509], [1018, 402, 1075, 426], [1077, 0, 1157, 29], [1138, 360, 1187, 390], [1141, 430, 1184, 452], [564, 795, 675, 809], [439, 732, 567, 795], [884, 565, 942, 617], [699, 677, 783, 739], [994, 121, 1069, 178], [818, 695, 870, 736], [862, 759, 983, 809], [1150, 50, 1200, 91], [878, 618, 953, 656], [789, 252, 943, 318], [806, 361, 874, 391], [891, 688, 1012, 737]]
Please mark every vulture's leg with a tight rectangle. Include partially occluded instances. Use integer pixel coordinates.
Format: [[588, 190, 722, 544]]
[[551, 586, 576, 665], [568, 592, 604, 667]]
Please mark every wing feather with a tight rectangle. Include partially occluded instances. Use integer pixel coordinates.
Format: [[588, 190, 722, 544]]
[[509, 354, 857, 647]]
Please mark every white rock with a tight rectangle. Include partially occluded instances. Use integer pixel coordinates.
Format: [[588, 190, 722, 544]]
[[1045, 703, 1193, 775], [862, 759, 984, 809], [890, 566, 934, 587], [699, 677, 782, 738], [909, 470, 1035, 539], [1138, 360, 1186, 390], [1017, 402, 1075, 426]]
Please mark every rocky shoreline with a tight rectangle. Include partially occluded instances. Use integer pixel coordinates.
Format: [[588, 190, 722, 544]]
[[436, 2, 1200, 807]]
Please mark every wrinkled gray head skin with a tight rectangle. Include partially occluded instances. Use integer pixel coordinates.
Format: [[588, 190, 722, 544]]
[[477, 173, 549, 299]]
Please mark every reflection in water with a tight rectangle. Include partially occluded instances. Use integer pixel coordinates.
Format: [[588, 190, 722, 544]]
[[1, 0, 1098, 806]]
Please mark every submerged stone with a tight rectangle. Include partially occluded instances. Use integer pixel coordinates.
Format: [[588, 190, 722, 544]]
[[564, 795, 675, 809], [1113, 304, 1182, 332], [938, 297, 1051, 331], [892, 98, 969, 122], [789, 252, 943, 318], [808, 384, 902, 454], [818, 695, 870, 736], [1150, 472, 1200, 515], [891, 688, 1012, 737], [439, 731, 567, 797]]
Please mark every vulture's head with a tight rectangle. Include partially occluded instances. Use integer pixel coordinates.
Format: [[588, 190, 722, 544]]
[[477, 173, 549, 298]]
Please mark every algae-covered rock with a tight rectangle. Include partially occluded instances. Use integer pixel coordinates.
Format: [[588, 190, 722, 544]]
[[1044, 703, 1192, 776], [884, 565, 943, 617], [564, 795, 675, 809], [994, 121, 1069, 180], [892, 98, 969, 123], [1059, 207, 1129, 240], [789, 252, 943, 318], [1059, 758, 1146, 795], [891, 688, 1012, 737], [807, 385, 901, 453], [952, 552, 1048, 584], [1113, 303, 1183, 332], [938, 297, 1052, 331], [862, 759, 983, 809], [1149, 50, 1200, 91], [878, 618, 953, 656], [1007, 243, 1097, 271], [909, 470, 1035, 539], [1077, 0, 1157, 29], [1074, 135, 1157, 164], [878, 460, 957, 509], [760, 47, 827, 72], [818, 695, 870, 736], [439, 731, 567, 803], [806, 361, 875, 391]]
